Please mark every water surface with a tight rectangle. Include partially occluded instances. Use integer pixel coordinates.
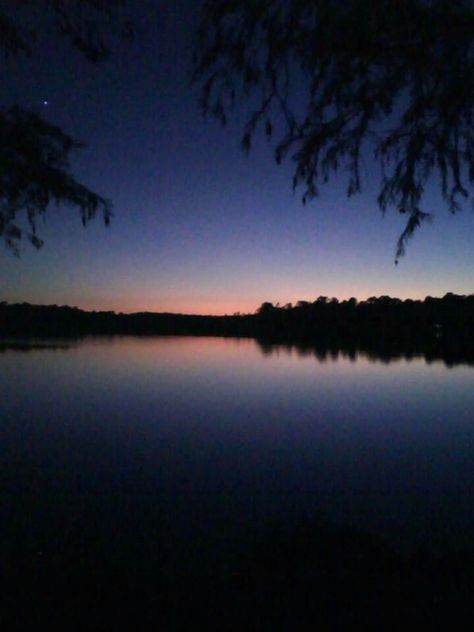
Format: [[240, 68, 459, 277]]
[[1, 336, 473, 572]]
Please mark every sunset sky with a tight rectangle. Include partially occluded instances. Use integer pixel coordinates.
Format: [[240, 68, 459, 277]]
[[1, 0, 473, 315]]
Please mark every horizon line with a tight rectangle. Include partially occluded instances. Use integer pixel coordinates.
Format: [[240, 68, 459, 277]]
[[1, 291, 472, 318]]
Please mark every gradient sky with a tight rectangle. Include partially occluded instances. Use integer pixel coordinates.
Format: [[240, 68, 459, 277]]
[[1, 1, 473, 315]]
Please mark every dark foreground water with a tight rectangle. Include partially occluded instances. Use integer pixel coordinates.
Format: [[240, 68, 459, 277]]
[[1, 336, 474, 625]]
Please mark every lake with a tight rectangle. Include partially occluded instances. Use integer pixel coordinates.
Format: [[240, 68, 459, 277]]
[[1, 335, 474, 577]]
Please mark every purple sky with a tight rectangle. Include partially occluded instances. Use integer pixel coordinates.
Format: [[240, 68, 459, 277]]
[[1, 1, 473, 315]]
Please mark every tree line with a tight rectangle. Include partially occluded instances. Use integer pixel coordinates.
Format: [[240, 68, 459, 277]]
[[255, 293, 474, 342], [1, 293, 473, 344]]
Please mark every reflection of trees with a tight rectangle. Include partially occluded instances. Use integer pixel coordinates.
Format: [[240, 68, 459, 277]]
[[255, 339, 474, 369], [253, 292, 474, 367], [0, 341, 77, 353], [1, 294, 473, 367]]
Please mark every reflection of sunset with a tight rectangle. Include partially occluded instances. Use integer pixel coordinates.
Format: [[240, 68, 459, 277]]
[[78, 335, 441, 380], [82, 335, 261, 372]]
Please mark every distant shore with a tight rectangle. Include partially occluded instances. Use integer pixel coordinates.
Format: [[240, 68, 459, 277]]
[[1, 293, 474, 366]]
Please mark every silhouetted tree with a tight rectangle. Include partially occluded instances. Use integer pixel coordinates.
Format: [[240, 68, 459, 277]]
[[0, 1, 132, 254], [257, 301, 276, 315], [194, 0, 474, 260]]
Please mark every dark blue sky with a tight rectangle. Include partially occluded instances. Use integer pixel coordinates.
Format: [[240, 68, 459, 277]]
[[1, 0, 473, 314]]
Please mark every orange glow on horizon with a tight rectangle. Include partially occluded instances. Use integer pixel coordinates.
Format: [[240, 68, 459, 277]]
[[75, 297, 260, 316], [73, 286, 457, 317]]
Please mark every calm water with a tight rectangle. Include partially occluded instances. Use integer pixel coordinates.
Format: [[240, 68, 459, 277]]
[[1, 336, 474, 573]]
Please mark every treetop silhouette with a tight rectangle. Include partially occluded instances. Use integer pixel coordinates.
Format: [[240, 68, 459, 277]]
[[0, 0, 132, 254], [194, 0, 474, 260]]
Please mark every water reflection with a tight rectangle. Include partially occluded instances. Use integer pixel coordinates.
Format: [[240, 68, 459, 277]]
[[3, 332, 474, 368], [1, 335, 474, 623], [0, 339, 78, 353], [1, 337, 474, 564], [255, 337, 474, 368]]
